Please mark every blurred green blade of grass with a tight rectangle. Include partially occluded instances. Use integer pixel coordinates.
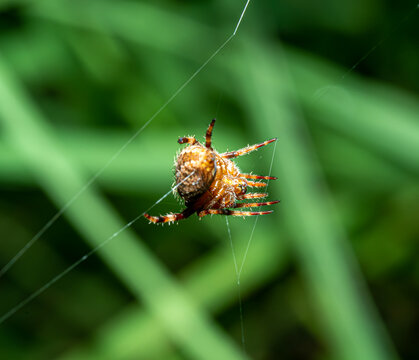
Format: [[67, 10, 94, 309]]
[[29, 0, 215, 58], [235, 41, 399, 360], [0, 215, 128, 333], [0, 58, 248, 360], [0, 21, 75, 84], [288, 50, 419, 174], [315, 130, 413, 192], [0, 0, 34, 10], [61, 223, 288, 359]]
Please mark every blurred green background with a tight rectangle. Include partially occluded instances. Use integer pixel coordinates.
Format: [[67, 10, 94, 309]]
[[1, 0, 418, 359]]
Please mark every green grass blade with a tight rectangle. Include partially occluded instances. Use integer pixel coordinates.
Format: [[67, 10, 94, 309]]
[[288, 50, 419, 173]]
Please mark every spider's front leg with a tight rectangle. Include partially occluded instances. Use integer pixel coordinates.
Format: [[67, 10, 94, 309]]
[[221, 138, 277, 159], [205, 118, 216, 149], [144, 208, 193, 224]]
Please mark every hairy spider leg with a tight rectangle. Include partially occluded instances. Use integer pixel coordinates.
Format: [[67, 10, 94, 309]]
[[198, 209, 273, 217], [221, 138, 277, 159], [238, 193, 268, 199], [246, 181, 267, 187], [205, 118, 216, 149], [241, 174, 277, 180], [144, 208, 194, 224], [234, 200, 279, 209], [178, 137, 197, 145]]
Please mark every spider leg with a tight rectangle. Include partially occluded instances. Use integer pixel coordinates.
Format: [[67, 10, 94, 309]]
[[198, 209, 274, 217], [238, 193, 268, 200], [247, 181, 267, 188], [178, 137, 198, 145], [234, 200, 279, 209], [144, 208, 193, 224], [205, 118, 216, 149], [241, 174, 277, 180], [221, 138, 277, 159]]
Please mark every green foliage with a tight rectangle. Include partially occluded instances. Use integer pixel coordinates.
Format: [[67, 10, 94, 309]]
[[0, 1, 418, 359]]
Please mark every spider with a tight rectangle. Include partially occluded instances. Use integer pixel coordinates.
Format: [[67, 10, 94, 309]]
[[144, 119, 279, 224]]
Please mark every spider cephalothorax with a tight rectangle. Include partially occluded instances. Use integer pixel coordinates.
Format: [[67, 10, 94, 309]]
[[144, 119, 279, 224]]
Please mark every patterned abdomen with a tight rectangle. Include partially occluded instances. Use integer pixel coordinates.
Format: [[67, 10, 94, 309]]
[[175, 145, 216, 205]]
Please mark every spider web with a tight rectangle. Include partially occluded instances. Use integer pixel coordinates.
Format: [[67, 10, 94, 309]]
[[1, 1, 418, 358], [0, 0, 277, 351], [0, 0, 252, 325], [0, 171, 196, 324], [225, 139, 278, 351], [0, 1, 250, 280]]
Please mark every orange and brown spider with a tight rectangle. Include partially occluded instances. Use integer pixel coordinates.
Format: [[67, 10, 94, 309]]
[[144, 119, 279, 224]]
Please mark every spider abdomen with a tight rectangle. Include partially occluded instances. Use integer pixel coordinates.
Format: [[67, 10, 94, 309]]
[[175, 145, 216, 205]]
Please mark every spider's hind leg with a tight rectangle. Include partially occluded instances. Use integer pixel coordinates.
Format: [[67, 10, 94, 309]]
[[241, 174, 277, 180], [198, 209, 274, 217], [234, 200, 279, 209], [246, 181, 268, 188], [238, 193, 268, 200], [144, 208, 193, 224]]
